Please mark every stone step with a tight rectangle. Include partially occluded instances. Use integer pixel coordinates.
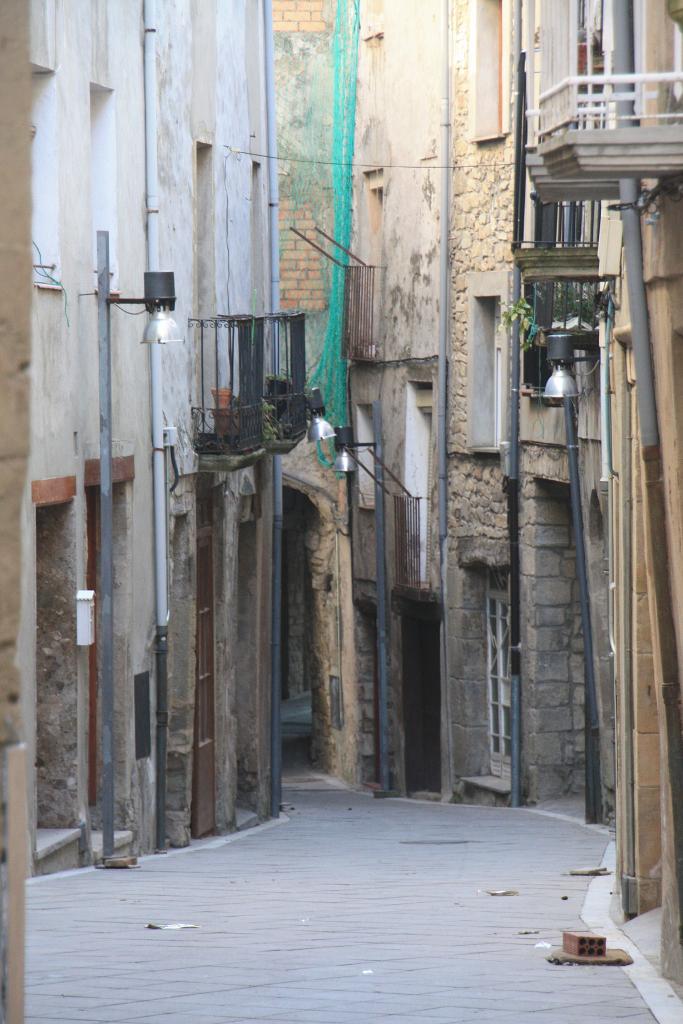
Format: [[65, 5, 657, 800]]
[[34, 828, 82, 877], [90, 830, 134, 865]]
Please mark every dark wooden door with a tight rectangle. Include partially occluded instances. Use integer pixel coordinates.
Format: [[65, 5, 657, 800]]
[[192, 496, 216, 837], [402, 616, 441, 794]]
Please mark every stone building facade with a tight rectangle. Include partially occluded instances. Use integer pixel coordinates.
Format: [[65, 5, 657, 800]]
[[23, 0, 276, 873], [1, 1, 31, 1017]]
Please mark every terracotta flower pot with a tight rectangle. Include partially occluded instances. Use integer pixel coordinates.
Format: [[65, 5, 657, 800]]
[[211, 387, 236, 437]]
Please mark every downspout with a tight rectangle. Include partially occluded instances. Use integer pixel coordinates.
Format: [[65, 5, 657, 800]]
[[509, 0, 525, 808], [564, 395, 602, 824], [614, 0, 683, 940], [143, 0, 169, 852], [264, 0, 283, 819], [437, 0, 452, 796]]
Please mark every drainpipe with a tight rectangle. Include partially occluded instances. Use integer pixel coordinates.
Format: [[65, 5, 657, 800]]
[[564, 396, 601, 824], [264, 0, 283, 819], [509, 0, 525, 809], [143, 0, 169, 852], [614, 0, 683, 939], [437, 0, 452, 796]]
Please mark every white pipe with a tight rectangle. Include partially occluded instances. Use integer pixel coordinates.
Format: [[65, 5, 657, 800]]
[[144, 0, 168, 629], [263, 0, 283, 819], [437, 0, 452, 795], [144, 0, 169, 852]]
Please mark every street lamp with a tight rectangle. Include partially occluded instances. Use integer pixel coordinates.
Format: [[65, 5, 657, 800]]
[[306, 387, 336, 442], [96, 233, 180, 864], [543, 332, 579, 406], [541, 327, 601, 823]]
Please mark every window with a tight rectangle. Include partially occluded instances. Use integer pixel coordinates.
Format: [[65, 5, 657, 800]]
[[90, 86, 117, 287], [31, 71, 59, 284], [354, 404, 375, 509], [404, 382, 433, 580], [364, 169, 384, 266], [194, 142, 215, 314], [471, 0, 510, 140], [487, 570, 511, 779], [469, 294, 504, 449]]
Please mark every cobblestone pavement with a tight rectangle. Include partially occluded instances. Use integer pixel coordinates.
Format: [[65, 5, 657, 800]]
[[26, 782, 657, 1023]]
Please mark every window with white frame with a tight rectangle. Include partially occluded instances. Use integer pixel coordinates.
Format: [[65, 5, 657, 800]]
[[90, 86, 117, 288], [31, 71, 59, 285], [471, 0, 510, 140], [354, 403, 375, 509], [404, 382, 433, 580], [469, 294, 504, 450], [487, 569, 511, 779]]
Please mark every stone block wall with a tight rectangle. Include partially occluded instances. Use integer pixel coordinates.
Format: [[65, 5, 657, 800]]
[[35, 502, 79, 828], [520, 478, 586, 803]]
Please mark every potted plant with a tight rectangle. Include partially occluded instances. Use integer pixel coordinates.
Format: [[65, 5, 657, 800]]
[[211, 386, 238, 440], [265, 373, 290, 422]]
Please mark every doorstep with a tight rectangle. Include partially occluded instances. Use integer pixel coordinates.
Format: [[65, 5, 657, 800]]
[[91, 829, 134, 864], [34, 828, 82, 876], [456, 774, 511, 807]]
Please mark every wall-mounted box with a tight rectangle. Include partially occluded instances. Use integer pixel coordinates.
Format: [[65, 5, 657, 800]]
[[76, 590, 95, 646]]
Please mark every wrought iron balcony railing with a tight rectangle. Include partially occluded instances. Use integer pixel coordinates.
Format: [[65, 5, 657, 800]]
[[190, 312, 307, 462]]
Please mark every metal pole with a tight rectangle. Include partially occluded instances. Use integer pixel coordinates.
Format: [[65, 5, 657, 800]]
[[143, 0, 169, 853], [264, 0, 283, 818], [508, 45, 527, 810], [437, 0, 452, 797], [372, 401, 390, 793], [564, 396, 601, 824], [97, 230, 115, 860]]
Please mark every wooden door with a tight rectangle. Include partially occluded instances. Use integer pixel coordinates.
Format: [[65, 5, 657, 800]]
[[402, 616, 441, 794], [191, 495, 216, 837]]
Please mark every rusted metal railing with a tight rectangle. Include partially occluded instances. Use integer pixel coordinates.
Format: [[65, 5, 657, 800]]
[[343, 264, 376, 361], [393, 493, 426, 590], [290, 225, 377, 361]]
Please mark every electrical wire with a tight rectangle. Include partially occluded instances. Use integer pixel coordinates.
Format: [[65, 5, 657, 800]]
[[225, 144, 515, 173], [32, 240, 70, 326], [112, 304, 146, 316]]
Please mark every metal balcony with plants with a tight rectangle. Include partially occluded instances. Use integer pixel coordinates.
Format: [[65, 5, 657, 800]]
[[190, 312, 307, 471]]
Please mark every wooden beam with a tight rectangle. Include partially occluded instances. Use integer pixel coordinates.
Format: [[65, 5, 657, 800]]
[[31, 475, 76, 506], [84, 455, 135, 488]]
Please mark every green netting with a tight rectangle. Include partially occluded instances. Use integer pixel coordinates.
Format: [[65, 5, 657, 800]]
[[309, 0, 361, 464]]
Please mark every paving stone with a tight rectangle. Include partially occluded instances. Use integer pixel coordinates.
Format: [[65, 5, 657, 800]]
[[25, 786, 657, 1023]]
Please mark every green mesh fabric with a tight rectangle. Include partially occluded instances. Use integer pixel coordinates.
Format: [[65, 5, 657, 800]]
[[310, 0, 360, 463]]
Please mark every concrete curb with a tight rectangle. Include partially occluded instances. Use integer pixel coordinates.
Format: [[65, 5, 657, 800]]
[[26, 812, 289, 886], [581, 841, 683, 1024]]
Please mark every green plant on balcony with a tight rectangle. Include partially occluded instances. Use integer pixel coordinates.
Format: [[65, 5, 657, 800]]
[[501, 297, 538, 351]]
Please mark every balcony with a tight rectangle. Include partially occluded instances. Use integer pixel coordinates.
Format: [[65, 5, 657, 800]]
[[343, 264, 377, 361], [393, 494, 431, 595], [190, 313, 307, 471], [536, 72, 683, 189], [514, 198, 601, 282]]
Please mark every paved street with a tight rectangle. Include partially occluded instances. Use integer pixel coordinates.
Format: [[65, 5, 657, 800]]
[[26, 779, 657, 1023]]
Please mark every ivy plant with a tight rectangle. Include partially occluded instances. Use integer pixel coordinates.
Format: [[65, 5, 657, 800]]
[[500, 297, 538, 351]]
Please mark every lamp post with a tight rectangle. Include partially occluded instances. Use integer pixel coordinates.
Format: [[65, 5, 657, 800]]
[[96, 230, 180, 862], [332, 402, 416, 796], [544, 331, 602, 824]]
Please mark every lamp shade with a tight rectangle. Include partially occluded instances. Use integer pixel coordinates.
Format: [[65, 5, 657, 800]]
[[307, 414, 336, 443], [142, 309, 182, 344], [333, 448, 356, 473], [543, 364, 578, 406]]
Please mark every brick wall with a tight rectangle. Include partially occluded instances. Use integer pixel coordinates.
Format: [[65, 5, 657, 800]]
[[273, 0, 326, 32], [279, 198, 327, 311]]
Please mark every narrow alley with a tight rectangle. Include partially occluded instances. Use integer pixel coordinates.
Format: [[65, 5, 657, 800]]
[[26, 780, 658, 1024]]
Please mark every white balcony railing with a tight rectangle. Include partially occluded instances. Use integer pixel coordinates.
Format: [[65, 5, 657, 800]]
[[532, 72, 683, 142]]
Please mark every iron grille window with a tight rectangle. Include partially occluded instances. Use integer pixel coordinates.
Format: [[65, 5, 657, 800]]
[[523, 279, 599, 392], [264, 313, 307, 444]]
